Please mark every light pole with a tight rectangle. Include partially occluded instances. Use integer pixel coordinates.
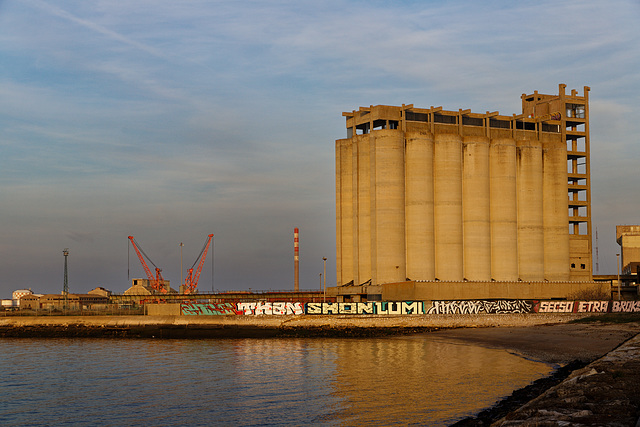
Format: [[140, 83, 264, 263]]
[[319, 273, 322, 290], [616, 253, 621, 301], [63, 248, 69, 312], [323, 257, 327, 303], [179, 242, 184, 288]]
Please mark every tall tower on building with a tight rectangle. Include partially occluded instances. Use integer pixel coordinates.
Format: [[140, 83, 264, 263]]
[[521, 85, 592, 280]]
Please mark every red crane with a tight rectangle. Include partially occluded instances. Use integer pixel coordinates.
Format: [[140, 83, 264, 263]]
[[183, 234, 214, 294], [128, 236, 168, 294]]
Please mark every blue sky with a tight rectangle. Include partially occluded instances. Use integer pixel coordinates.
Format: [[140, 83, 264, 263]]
[[1, 0, 639, 296]]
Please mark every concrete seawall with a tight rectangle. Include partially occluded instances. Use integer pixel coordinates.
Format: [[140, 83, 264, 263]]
[[0, 313, 609, 338]]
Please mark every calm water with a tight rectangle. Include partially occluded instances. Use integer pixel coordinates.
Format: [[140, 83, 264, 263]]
[[0, 335, 552, 426]]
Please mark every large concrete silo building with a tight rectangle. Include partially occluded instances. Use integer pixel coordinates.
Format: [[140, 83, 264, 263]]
[[332, 84, 597, 301]]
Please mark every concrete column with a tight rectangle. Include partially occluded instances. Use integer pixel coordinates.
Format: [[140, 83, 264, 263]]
[[517, 138, 544, 280], [490, 137, 518, 281], [351, 136, 359, 286], [369, 134, 377, 285], [543, 135, 570, 280], [335, 139, 343, 287], [356, 135, 372, 284], [405, 131, 435, 281], [434, 133, 463, 281], [339, 138, 354, 285], [463, 136, 491, 281], [372, 130, 406, 284]]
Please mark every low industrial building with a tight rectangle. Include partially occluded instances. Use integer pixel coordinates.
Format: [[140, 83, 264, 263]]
[[19, 293, 108, 310], [616, 225, 640, 275]]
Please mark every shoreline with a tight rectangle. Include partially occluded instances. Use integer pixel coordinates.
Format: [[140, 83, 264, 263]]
[[1, 313, 639, 342], [3, 314, 639, 425]]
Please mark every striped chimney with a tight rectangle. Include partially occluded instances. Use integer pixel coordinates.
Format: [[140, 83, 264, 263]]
[[294, 227, 299, 292]]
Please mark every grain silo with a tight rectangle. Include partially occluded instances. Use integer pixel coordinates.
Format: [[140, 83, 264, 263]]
[[332, 84, 595, 302]]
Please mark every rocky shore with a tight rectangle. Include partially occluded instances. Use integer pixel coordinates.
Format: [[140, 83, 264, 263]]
[[438, 321, 640, 425]]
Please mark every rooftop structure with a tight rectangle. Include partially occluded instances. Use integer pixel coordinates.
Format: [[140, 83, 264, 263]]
[[616, 225, 640, 275]]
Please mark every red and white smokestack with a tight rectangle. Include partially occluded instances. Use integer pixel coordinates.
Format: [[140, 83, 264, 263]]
[[294, 227, 299, 292]]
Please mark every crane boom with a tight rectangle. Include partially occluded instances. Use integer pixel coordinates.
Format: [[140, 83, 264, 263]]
[[128, 236, 168, 294], [183, 234, 214, 294]]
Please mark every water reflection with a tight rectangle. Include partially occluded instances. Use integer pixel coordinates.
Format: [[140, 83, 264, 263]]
[[0, 336, 551, 426], [328, 335, 552, 425]]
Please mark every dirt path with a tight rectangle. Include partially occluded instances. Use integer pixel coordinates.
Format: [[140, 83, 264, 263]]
[[429, 322, 640, 364]]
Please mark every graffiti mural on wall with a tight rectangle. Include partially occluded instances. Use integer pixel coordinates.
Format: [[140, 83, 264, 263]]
[[575, 301, 609, 313], [533, 301, 575, 313], [306, 301, 424, 315], [179, 300, 640, 315], [237, 302, 304, 315], [611, 301, 640, 312], [181, 302, 241, 315], [533, 301, 630, 313], [426, 300, 532, 315]]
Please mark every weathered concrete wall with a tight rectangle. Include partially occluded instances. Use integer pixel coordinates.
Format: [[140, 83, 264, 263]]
[[405, 131, 435, 281], [371, 130, 406, 284], [382, 280, 607, 301], [147, 304, 182, 316], [543, 135, 570, 280], [463, 135, 491, 281], [517, 138, 544, 280], [434, 133, 464, 281]]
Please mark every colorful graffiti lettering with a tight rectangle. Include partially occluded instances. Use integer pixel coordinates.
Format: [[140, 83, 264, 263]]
[[181, 302, 240, 315], [427, 300, 532, 315], [611, 300, 640, 312], [306, 301, 424, 315], [179, 300, 638, 316], [237, 302, 304, 315]]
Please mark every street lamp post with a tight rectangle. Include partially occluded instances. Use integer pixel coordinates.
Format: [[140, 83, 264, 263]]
[[322, 257, 327, 303], [616, 253, 621, 301]]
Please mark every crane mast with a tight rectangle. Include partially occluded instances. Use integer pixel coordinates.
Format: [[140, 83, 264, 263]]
[[183, 234, 214, 294], [128, 236, 168, 294]]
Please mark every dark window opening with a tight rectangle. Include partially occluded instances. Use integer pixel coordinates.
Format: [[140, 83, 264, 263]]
[[356, 122, 370, 135], [463, 116, 483, 126], [405, 111, 428, 122], [490, 118, 510, 129], [515, 121, 536, 131], [434, 114, 456, 124], [542, 123, 560, 132]]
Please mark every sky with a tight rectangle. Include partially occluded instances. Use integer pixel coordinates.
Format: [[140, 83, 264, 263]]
[[1, 0, 640, 297]]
